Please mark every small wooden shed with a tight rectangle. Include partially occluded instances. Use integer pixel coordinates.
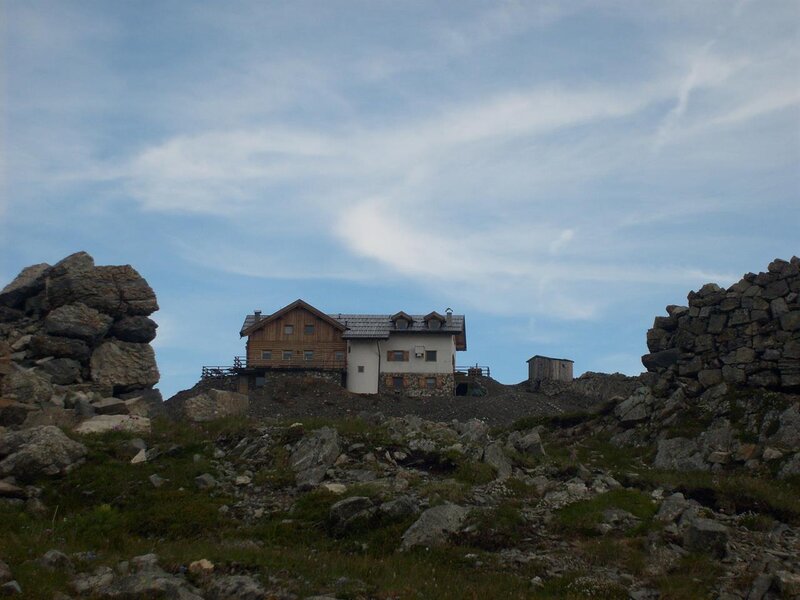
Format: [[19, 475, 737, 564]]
[[527, 355, 574, 388]]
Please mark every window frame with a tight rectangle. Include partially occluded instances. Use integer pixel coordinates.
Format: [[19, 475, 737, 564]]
[[261, 350, 272, 360], [392, 376, 404, 389], [303, 350, 314, 362], [425, 350, 437, 362], [282, 350, 292, 361], [304, 324, 315, 335], [283, 324, 294, 335], [425, 376, 437, 389]]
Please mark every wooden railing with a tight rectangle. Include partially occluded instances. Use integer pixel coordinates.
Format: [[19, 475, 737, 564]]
[[455, 365, 491, 378], [201, 356, 346, 379]]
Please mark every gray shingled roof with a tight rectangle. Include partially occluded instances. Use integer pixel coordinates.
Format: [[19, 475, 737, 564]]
[[240, 313, 465, 339]]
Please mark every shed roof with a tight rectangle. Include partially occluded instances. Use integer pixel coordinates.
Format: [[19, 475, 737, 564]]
[[527, 355, 574, 363]]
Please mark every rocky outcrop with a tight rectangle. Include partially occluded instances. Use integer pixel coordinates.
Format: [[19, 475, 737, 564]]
[[0, 252, 161, 429], [643, 257, 800, 396], [168, 389, 249, 423], [400, 503, 470, 550], [290, 427, 341, 489], [0, 425, 87, 480]]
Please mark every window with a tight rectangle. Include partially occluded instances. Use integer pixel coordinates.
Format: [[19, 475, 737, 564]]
[[392, 350, 406, 361], [282, 350, 292, 360], [304, 324, 315, 335], [425, 377, 437, 389], [396, 319, 409, 330], [335, 351, 345, 361], [255, 376, 265, 388], [261, 350, 272, 360], [425, 350, 437, 362], [427, 320, 441, 330], [357, 365, 365, 373], [284, 324, 294, 335], [392, 376, 404, 389], [304, 350, 313, 362]]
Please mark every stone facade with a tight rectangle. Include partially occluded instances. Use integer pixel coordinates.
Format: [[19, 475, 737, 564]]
[[643, 257, 800, 396], [247, 369, 344, 390], [378, 372, 455, 397]]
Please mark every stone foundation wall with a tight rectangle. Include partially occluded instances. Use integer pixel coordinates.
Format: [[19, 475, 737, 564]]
[[243, 369, 344, 391], [643, 257, 800, 396], [379, 372, 455, 397]]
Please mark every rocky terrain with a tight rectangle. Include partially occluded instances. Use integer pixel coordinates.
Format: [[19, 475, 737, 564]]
[[0, 255, 798, 599], [0, 252, 162, 434]]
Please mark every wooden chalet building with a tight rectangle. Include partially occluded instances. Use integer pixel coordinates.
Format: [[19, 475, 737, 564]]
[[236, 299, 466, 396]]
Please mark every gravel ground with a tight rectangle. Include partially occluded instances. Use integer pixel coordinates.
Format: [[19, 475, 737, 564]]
[[168, 375, 623, 426]]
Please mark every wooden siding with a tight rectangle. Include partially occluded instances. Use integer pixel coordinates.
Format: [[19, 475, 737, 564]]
[[247, 306, 347, 370], [528, 357, 573, 383]]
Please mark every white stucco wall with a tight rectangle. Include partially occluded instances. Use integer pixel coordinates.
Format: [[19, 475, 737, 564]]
[[346, 334, 457, 394], [346, 340, 381, 394]]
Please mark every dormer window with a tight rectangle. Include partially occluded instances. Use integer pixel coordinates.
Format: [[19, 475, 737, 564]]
[[424, 311, 446, 330], [391, 311, 413, 330]]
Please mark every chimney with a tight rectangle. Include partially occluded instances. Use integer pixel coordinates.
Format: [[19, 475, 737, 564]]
[[254, 309, 262, 322], [445, 307, 453, 325]]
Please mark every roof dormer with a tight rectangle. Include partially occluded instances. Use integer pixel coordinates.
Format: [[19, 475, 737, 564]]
[[423, 311, 446, 330], [390, 311, 413, 330]]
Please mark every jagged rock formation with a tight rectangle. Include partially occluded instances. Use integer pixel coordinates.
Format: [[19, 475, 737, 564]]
[[643, 257, 800, 397], [0, 252, 161, 430]]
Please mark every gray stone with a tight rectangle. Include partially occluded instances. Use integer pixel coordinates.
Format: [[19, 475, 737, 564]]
[[400, 503, 470, 550], [90, 340, 159, 392], [149, 474, 166, 488], [328, 496, 374, 533], [195, 473, 217, 489], [0, 480, 26, 498], [2, 369, 54, 405], [206, 575, 266, 600], [656, 493, 690, 523], [683, 517, 728, 558], [514, 430, 546, 457], [778, 453, 800, 478], [47, 259, 158, 318], [44, 303, 113, 341], [74, 415, 151, 435], [91, 398, 130, 416], [0, 263, 50, 309], [0, 580, 22, 596], [379, 496, 418, 519], [110, 316, 158, 343], [290, 427, 340, 490], [697, 369, 723, 388], [28, 335, 91, 362], [769, 403, 800, 450], [482, 442, 512, 479], [653, 438, 708, 471], [0, 426, 87, 481], [774, 570, 800, 597], [457, 419, 489, 444], [39, 549, 72, 572], [37, 358, 82, 385], [179, 389, 249, 423], [780, 311, 800, 331], [642, 349, 679, 370], [746, 573, 775, 600]]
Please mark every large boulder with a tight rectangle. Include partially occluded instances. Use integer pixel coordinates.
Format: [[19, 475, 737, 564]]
[[46, 253, 158, 317], [482, 442, 512, 479], [179, 389, 249, 423], [653, 438, 708, 471], [0, 263, 50, 309], [28, 334, 91, 362], [290, 427, 340, 489], [206, 575, 267, 600], [36, 358, 82, 386], [110, 316, 158, 343], [682, 517, 729, 558], [73, 415, 151, 435], [0, 425, 87, 480], [44, 303, 113, 341], [400, 504, 470, 550], [90, 340, 159, 392], [1, 368, 54, 405]]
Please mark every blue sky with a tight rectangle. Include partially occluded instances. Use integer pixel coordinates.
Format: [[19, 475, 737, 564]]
[[2, 1, 798, 399]]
